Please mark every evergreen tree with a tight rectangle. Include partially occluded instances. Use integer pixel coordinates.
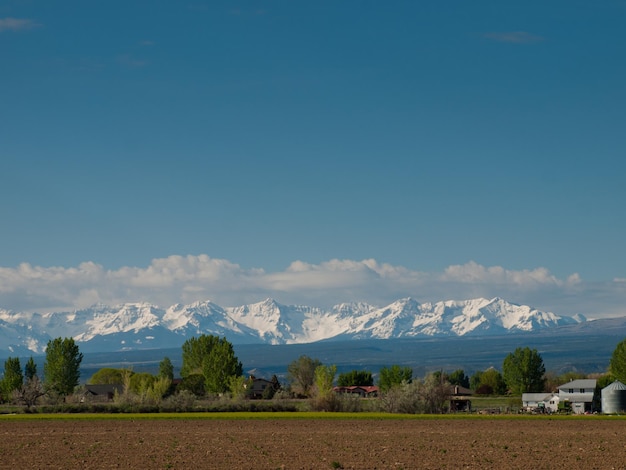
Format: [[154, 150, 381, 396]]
[[25, 357, 37, 381]]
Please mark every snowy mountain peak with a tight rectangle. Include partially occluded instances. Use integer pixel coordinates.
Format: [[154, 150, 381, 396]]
[[0, 297, 586, 354]]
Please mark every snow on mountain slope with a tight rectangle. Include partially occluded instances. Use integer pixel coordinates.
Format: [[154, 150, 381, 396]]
[[163, 300, 257, 340], [0, 297, 586, 354], [227, 299, 347, 344]]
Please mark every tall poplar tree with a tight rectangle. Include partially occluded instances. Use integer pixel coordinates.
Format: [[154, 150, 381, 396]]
[[1, 357, 23, 400], [609, 338, 626, 382], [43, 337, 83, 397]]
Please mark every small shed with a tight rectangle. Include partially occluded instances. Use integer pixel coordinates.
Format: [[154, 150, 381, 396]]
[[449, 385, 473, 412], [601, 380, 626, 414]]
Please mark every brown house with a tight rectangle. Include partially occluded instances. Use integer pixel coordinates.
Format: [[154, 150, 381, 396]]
[[249, 377, 274, 399], [333, 386, 379, 398]]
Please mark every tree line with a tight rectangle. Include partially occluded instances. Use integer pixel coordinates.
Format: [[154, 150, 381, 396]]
[[0, 337, 83, 408], [3, 335, 626, 412]]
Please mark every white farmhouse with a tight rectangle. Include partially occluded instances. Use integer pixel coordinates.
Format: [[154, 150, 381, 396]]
[[558, 379, 597, 414]]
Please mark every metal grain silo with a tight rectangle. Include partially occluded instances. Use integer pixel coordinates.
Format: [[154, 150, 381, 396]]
[[601, 380, 626, 414]]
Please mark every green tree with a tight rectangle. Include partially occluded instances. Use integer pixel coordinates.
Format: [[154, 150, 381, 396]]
[[202, 338, 243, 394], [314, 364, 337, 398], [129, 372, 156, 395], [25, 357, 37, 381], [159, 357, 174, 381], [178, 374, 206, 397], [89, 368, 130, 384], [181, 335, 220, 377], [262, 374, 281, 399], [287, 355, 322, 397], [596, 373, 615, 390], [312, 364, 340, 411], [228, 375, 253, 400], [448, 369, 470, 388], [502, 347, 546, 395], [378, 365, 413, 393], [337, 370, 374, 387], [181, 335, 242, 395], [471, 367, 507, 395], [1, 357, 23, 401], [469, 370, 482, 391], [43, 337, 83, 397], [148, 376, 172, 403], [609, 338, 626, 383], [482, 368, 507, 395]]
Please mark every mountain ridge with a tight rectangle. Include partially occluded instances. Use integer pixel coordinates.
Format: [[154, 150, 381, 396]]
[[0, 296, 589, 355]]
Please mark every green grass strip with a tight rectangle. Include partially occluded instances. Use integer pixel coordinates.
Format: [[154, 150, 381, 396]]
[[1, 411, 625, 421]]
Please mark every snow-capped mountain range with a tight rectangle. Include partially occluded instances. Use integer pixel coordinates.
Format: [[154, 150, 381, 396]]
[[0, 297, 585, 355]]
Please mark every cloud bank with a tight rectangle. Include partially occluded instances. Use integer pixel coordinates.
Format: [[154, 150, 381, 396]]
[[0, 256, 624, 319]]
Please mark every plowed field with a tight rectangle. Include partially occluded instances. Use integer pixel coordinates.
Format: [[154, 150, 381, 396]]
[[1, 416, 625, 469]]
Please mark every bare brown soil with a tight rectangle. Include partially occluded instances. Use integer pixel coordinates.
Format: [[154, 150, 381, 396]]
[[1, 417, 625, 469]]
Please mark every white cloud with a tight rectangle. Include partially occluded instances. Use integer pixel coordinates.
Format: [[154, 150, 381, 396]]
[[0, 256, 624, 319], [0, 17, 40, 32]]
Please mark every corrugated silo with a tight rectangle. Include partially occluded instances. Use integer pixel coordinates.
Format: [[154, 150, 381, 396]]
[[601, 380, 626, 414]]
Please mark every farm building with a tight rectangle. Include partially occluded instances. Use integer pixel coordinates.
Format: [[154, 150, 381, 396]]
[[449, 385, 473, 412], [522, 393, 560, 413], [333, 386, 379, 397], [558, 379, 597, 414], [601, 380, 626, 414]]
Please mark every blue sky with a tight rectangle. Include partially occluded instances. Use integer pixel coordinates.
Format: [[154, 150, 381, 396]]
[[1, 1, 625, 318]]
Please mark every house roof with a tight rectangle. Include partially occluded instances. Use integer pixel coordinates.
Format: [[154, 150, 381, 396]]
[[84, 384, 123, 395], [450, 385, 473, 396], [558, 379, 597, 390], [333, 386, 379, 394], [250, 377, 272, 384], [522, 393, 554, 402]]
